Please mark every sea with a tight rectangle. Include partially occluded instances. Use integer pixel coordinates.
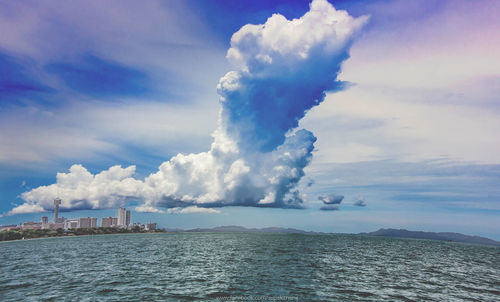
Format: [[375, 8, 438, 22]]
[[1, 233, 499, 301]]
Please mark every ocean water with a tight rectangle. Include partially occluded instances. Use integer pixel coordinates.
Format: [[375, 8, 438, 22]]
[[0, 233, 499, 301]]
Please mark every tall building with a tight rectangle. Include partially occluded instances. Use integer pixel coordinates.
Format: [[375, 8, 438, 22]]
[[125, 210, 131, 226], [79, 217, 97, 228], [117, 207, 130, 227], [117, 207, 126, 226], [53, 198, 61, 223], [41, 216, 48, 224]]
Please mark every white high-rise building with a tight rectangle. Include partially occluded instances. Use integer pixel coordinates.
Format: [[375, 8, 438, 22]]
[[117, 207, 126, 227]]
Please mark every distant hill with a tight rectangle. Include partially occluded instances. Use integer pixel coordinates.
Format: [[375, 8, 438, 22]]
[[184, 225, 325, 235], [164, 225, 500, 246], [361, 228, 500, 246]]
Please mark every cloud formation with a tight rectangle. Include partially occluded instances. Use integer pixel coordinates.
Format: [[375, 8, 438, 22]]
[[318, 193, 344, 211], [353, 197, 367, 207], [10, 0, 367, 215], [167, 207, 220, 215], [318, 193, 344, 205], [13, 165, 142, 215]]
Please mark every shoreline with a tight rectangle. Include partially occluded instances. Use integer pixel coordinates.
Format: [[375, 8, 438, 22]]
[[0, 232, 156, 243], [0, 228, 165, 243], [2, 228, 499, 247]]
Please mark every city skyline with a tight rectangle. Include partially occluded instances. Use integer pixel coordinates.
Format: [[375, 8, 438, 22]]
[[1, 0, 499, 239], [1, 203, 159, 231]]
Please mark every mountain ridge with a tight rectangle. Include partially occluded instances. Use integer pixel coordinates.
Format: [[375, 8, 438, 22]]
[[360, 228, 500, 246], [182, 225, 326, 235], [163, 225, 500, 246]]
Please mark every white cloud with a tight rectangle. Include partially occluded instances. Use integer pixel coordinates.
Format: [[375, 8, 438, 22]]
[[12, 0, 367, 214], [167, 207, 220, 214], [0, 99, 218, 164], [8, 203, 45, 215], [227, 0, 367, 72], [0, 0, 225, 165], [134, 205, 165, 213], [15, 165, 143, 213], [318, 193, 344, 205], [300, 0, 500, 166]]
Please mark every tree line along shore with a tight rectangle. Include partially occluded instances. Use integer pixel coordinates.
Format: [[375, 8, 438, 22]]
[[0, 227, 166, 242]]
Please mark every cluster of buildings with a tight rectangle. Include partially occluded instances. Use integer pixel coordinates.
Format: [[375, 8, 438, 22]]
[[0, 198, 157, 232], [101, 207, 130, 227]]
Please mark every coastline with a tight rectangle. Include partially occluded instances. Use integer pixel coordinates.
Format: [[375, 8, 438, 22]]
[[0, 228, 166, 243]]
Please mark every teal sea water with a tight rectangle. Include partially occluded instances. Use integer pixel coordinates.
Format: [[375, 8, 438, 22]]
[[1, 233, 499, 301]]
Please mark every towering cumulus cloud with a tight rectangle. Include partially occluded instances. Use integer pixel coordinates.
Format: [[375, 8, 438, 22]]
[[11, 0, 367, 214]]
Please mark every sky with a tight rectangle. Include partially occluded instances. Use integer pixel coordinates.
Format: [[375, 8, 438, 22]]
[[1, 0, 499, 239]]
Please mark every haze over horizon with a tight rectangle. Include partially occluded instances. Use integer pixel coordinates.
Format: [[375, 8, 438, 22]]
[[1, 0, 499, 239]]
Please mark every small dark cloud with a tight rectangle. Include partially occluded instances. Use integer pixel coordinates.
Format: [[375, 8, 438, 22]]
[[320, 204, 340, 211], [306, 178, 314, 187], [354, 197, 367, 207], [318, 193, 344, 205]]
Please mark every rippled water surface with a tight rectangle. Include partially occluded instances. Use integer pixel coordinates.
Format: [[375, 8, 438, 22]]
[[1, 233, 499, 301]]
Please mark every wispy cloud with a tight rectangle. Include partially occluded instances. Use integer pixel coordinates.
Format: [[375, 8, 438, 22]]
[[301, 0, 500, 165], [45, 55, 152, 98], [320, 204, 340, 211], [307, 159, 500, 212], [0, 52, 54, 99], [0, 0, 225, 167], [167, 207, 220, 214]]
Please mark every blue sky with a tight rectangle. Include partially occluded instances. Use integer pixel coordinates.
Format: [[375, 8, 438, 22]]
[[1, 0, 499, 239]]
